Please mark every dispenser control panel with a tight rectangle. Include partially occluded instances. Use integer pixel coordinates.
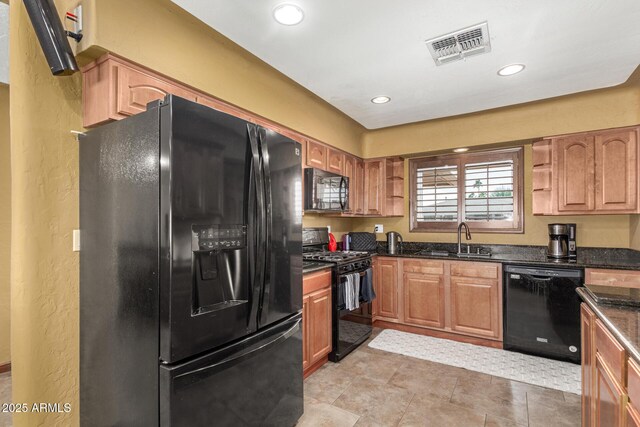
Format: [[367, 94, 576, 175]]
[[191, 224, 247, 251]]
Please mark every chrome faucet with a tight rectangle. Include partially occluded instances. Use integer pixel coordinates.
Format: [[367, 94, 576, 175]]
[[457, 222, 472, 254]]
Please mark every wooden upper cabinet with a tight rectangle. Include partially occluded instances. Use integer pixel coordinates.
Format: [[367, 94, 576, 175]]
[[354, 159, 365, 215], [306, 140, 327, 170], [342, 154, 357, 212], [556, 134, 596, 213], [537, 126, 640, 216], [594, 129, 638, 212], [116, 65, 197, 117], [364, 159, 386, 216], [327, 148, 344, 174], [403, 272, 445, 328], [377, 258, 399, 320], [449, 263, 501, 340]]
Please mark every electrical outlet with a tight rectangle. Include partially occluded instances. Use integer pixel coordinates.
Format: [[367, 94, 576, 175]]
[[374, 224, 384, 233], [327, 225, 331, 234]]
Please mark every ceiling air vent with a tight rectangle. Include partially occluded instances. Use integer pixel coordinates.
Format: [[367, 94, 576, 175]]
[[425, 22, 491, 66]]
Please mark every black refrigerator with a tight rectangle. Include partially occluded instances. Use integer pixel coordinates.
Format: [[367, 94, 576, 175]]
[[80, 95, 303, 426]]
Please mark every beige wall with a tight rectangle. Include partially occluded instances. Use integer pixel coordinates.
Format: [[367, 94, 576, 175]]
[[0, 83, 10, 366]]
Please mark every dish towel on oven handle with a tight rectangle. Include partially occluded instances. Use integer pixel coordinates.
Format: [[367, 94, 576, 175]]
[[360, 267, 376, 303], [343, 273, 361, 311]]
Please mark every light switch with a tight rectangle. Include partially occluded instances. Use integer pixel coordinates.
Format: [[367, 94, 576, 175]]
[[73, 229, 81, 252]]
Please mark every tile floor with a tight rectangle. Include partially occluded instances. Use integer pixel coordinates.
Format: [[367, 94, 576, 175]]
[[298, 329, 580, 427], [0, 372, 11, 427], [0, 330, 581, 427]]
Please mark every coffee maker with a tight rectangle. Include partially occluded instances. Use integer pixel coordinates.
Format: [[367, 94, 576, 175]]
[[547, 224, 568, 259], [547, 223, 577, 259]]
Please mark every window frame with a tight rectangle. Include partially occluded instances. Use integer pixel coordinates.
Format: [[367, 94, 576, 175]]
[[409, 147, 524, 233]]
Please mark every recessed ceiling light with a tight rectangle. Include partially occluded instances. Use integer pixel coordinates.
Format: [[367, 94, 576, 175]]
[[453, 147, 469, 153], [497, 64, 525, 76], [371, 96, 390, 104], [273, 4, 304, 26]]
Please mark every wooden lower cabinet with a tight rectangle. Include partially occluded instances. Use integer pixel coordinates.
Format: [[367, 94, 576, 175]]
[[377, 258, 399, 320], [374, 258, 501, 342], [450, 276, 500, 339], [403, 272, 444, 328], [629, 405, 640, 427], [303, 271, 332, 377], [302, 295, 310, 371], [595, 354, 627, 427], [582, 304, 595, 427]]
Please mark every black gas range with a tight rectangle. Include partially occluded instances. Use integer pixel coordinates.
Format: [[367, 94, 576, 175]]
[[302, 228, 375, 361]]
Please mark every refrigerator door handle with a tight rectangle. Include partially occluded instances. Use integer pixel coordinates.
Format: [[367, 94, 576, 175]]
[[248, 125, 266, 322], [257, 127, 272, 326]]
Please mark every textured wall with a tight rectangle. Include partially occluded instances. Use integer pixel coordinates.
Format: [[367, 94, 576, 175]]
[[0, 83, 10, 366], [9, 0, 82, 424]]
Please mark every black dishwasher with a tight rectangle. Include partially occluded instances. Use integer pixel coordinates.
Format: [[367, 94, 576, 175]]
[[503, 265, 583, 364]]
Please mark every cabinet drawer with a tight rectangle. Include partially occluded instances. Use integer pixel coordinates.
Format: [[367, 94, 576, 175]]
[[586, 269, 640, 289], [629, 358, 640, 406], [403, 259, 444, 275], [595, 319, 626, 385], [303, 270, 331, 295], [450, 262, 498, 280]]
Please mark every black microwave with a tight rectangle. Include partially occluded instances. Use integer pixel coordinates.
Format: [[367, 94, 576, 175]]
[[304, 168, 349, 212]]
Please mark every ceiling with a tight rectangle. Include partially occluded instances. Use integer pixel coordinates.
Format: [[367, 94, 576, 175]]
[[0, 3, 8, 85], [171, 0, 640, 129]]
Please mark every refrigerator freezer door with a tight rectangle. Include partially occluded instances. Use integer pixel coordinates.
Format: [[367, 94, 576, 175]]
[[257, 127, 303, 329], [160, 313, 303, 427], [160, 97, 261, 363]]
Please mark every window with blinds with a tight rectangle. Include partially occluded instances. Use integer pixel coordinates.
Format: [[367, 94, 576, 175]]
[[410, 148, 523, 232], [415, 164, 458, 222]]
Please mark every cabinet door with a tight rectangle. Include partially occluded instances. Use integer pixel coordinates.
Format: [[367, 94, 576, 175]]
[[377, 259, 399, 320], [556, 135, 596, 212], [364, 159, 386, 216], [309, 288, 332, 364], [302, 295, 310, 371], [582, 304, 595, 427], [628, 405, 640, 427], [595, 129, 638, 212], [595, 354, 626, 427], [371, 260, 379, 319], [403, 273, 444, 328], [116, 64, 197, 117], [450, 276, 500, 339], [306, 141, 327, 170], [354, 158, 365, 215], [343, 155, 357, 212], [327, 148, 344, 174]]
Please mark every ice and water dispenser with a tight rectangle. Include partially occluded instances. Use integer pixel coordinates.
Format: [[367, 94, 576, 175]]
[[191, 224, 248, 314]]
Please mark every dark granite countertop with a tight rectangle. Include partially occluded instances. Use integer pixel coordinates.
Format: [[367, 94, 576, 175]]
[[303, 262, 333, 275], [578, 287, 640, 363], [369, 242, 640, 271]]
